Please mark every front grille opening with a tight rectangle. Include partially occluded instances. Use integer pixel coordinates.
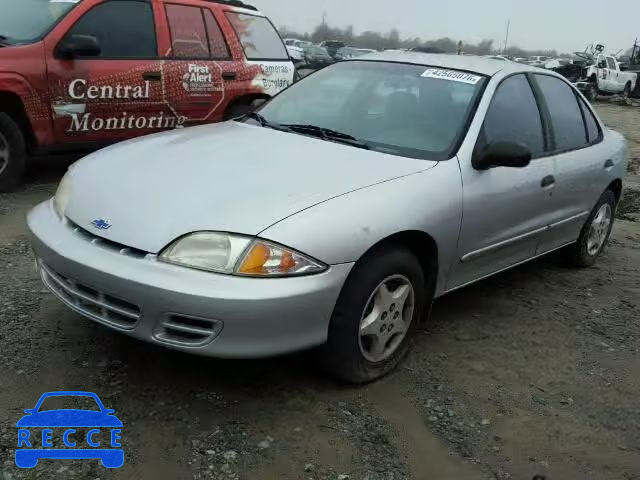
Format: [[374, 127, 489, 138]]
[[154, 314, 223, 346], [104, 294, 138, 313], [164, 327, 206, 342], [169, 315, 214, 331], [67, 221, 149, 259]]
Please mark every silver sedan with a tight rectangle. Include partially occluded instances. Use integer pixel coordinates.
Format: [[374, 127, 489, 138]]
[[28, 53, 628, 383]]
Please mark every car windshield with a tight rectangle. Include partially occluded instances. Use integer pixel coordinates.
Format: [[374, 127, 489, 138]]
[[0, 0, 80, 44], [256, 61, 486, 160], [37, 395, 101, 412]]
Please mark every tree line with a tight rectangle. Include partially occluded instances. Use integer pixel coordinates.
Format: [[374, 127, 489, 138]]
[[279, 23, 559, 58]]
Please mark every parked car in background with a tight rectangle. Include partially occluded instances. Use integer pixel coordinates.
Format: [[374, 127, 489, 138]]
[[29, 53, 627, 383], [319, 40, 346, 59], [335, 47, 370, 61], [574, 54, 638, 100], [0, 0, 294, 191], [302, 45, 334, 69], [527, 55, 550, 67]]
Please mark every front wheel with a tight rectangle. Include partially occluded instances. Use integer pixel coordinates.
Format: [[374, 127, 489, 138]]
[[623, 82, 632, 99], [318, 247, 428, 384], [566, 190, 616, 268], [0, 113, 27, 192]]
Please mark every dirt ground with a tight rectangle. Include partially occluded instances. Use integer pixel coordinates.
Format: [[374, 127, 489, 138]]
[[1, 104, 639, 480]]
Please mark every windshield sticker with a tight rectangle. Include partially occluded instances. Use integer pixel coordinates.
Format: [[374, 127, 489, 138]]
[[421, 68, 482, 85]]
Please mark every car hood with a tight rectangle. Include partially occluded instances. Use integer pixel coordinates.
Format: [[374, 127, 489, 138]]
[[65, 122, 434, 253], [16, 410, 123, 428]]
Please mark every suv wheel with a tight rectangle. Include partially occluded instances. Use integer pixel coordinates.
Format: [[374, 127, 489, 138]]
[[318, 247, 428, 384], [566, 190, 616, 268], [0, 113, 27, 192], [623, 82, 632, 99]]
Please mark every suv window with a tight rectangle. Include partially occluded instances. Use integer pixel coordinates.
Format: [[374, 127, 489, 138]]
[[578, 97, 601, 143], [534, 75, 587, 151], [203, 10, 230, 59], [225, 12, 288, 60], [606, 57, 616, 70], [479, 74, 545, 157], [64, 1, 156, 58], [166, 4, 209, 58]]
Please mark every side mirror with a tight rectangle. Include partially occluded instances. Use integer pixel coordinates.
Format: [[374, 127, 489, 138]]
[[473, 142, 532, 170], [57, 34, 101, 59]]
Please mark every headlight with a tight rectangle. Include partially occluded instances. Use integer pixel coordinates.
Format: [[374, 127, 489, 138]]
[[53, 172, 72, 219], [159, 232, 326, 277]]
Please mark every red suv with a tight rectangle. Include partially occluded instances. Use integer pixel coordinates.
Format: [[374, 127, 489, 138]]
[[0, 0, 294, 190]]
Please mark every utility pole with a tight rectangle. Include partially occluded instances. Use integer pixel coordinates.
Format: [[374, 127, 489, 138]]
[[503, 19, 510, 54], [322, 11, 327, 26]]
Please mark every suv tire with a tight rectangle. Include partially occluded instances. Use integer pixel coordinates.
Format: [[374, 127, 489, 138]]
[[0, 113, 27, 192], [318, 246, 428, 384]]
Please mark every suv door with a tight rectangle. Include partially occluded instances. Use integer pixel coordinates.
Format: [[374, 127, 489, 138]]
[[160, 4, 232, 124], [44, 0, 171, 145], [448, 74, 556, 289], [532, 74, 607, 253]]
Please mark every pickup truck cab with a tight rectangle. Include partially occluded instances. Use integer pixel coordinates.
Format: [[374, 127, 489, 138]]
[[575, 54, 638, 100], [0, 0, 294, 191]]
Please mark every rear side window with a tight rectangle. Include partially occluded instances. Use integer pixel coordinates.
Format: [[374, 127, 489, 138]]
[[165, 4, 209, 58], [225, 12, 288, 60], [203, 10, 230, 59], [578, 97, 601, 143], [534, 75, 587, 151], [64, 0, 156, 58], [479, 74, 545, 157]]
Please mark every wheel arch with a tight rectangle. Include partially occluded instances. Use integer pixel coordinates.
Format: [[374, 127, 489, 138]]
[[0, 91, 36, 152], [607, 178, 623, 204]]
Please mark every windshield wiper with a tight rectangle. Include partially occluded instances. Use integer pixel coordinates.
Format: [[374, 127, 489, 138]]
[[243, 112, 292, 133], [281, 124, 370, 150]]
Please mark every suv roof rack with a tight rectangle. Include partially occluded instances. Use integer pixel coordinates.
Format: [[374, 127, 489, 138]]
[[206, 0, 258, 11]]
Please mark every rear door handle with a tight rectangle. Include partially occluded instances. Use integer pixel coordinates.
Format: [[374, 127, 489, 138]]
[[541, 175, 555, 188], [142, 71, 162, 81], [222, 72, 237, 81], [604, 159, 615, 169]]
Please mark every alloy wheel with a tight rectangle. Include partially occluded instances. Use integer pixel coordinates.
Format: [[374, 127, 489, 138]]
[[358, 274, 415, 363], [587, 203, 612, 256]]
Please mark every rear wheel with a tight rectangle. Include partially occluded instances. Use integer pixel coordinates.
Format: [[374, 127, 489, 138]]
[[623, 82, 632, 99], [318, 247, 428, 384], [585, 82, 598, 102], [566, 190, 616, 267], [0, 113, 27, 192]]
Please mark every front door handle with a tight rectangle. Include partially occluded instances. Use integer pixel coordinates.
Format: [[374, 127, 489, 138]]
[[142, 71, 162, 81], [222, 72, 237, 81], [604, 159, 615, 169], [541, 175, 555, 188]]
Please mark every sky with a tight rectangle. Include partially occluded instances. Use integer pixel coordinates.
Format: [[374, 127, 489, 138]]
[[250, 0, 637, 53]]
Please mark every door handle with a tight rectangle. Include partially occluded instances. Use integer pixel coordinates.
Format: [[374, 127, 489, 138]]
[[142, 71, 162, 81], [604, 159, 615, 169], [222, 72, 237, 81], [540, 175, 555, 188]]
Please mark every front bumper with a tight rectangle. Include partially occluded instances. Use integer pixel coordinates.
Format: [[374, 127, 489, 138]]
[[27, 201, 353, 358]]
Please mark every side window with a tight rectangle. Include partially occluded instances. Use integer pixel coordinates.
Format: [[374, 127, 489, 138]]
[[534, 75, 587, 151], [225, 12, 288, 60], [606, 57, 616, 70], [64, 1, 156, 58], [479, 74, 545, 157], [203, 10, 230, 59], [577, 97, 601, 143], [165, 4, 209, 58]]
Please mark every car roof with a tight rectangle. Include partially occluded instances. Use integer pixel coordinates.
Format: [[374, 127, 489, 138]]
[[356, 52, 542, 76]]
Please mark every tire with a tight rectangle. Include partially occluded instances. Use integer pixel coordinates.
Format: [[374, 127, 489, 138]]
[[318, 246, 428, 384], [623, 82, 632, 99], [0, 112, 27, 192], [223, 101, 253, 121], [566, 190, 616, 268], [585, 82, 598, 102]]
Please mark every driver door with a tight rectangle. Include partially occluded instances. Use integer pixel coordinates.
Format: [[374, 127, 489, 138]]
[[447, 74, 557, 289]]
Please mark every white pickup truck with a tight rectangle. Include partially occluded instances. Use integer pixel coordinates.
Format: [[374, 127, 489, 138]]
[[575, 54, 638, 100]]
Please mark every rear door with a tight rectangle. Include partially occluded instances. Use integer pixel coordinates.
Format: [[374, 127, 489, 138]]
[[160, 3, 232, 124], [448, 74, 556, 289], [532, 74, 607, 253], [44, 0, 170, 145]]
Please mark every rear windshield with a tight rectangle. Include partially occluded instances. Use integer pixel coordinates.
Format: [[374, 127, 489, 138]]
[[225, 12, 288, 60], [258, 61, 487, 160], [0, 0, 79, 44]]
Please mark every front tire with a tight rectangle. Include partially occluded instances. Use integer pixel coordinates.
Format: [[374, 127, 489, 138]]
[[623, 82, 632, 99], [566, 190, 616, 268], [318, 247, 428, 384], [0, 112, 27, 192]]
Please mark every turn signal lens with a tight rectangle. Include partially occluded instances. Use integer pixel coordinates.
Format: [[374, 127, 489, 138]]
[[236, 240, 326, 277]]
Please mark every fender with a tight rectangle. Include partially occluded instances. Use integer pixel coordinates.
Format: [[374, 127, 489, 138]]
[[0, 72, 53, 147]]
